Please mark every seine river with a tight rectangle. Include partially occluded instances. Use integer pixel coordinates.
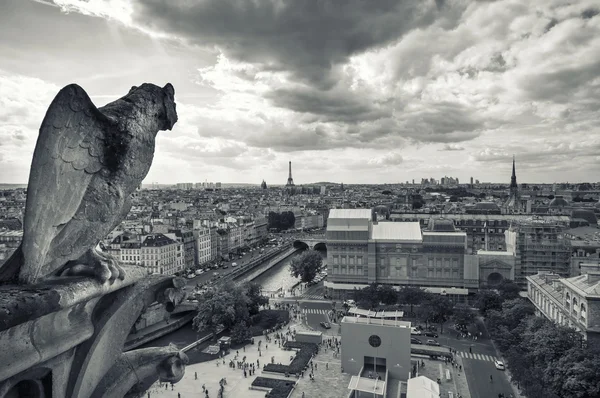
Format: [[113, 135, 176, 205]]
[[254, 248, 327, 294]]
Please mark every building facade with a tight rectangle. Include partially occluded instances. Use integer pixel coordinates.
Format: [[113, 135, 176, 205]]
[[389, 213, 570, 255], [341, 316, 411, 382], [140, 233, 184, 275], [506, 219, 571, 287], [194, 227, 212, 266], [325, 209, 475, 299], [167, 229, 195, 270], [527, 267, 600, 345]]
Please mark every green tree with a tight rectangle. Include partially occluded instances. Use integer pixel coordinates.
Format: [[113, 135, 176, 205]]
[[475, 289, 503, 315], [422, 295, 454, 332], [377, 284, 398, 305], [355, 283, 380, 309], [497, 279, 522, 300], [245, 282, 269, 315], [193, 282, 250, 335], [230, 320, 252, 344], [397, 286, 429, 315], [452, 304, 475, 330], [290, 250, 322, 283]]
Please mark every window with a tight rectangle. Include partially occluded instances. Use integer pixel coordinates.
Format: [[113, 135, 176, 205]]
[[357, 256, 363, 265], [369, 335, 381, 347], [333, 256, 339, 265], [428, 258, 434, 267]]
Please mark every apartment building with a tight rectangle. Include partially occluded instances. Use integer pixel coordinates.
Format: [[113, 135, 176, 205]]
[[194, 227, 212, 266], [141, 233, 184, 275], [527, 265, 600, 345]]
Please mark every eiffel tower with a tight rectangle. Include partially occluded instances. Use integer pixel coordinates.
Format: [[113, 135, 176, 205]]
[[286, 161, 295, 186]]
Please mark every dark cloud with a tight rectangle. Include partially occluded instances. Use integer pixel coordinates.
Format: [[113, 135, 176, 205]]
[[581, 8, 599, 20], [518, 60, 600, 103], [132, 0, 443, 88], [265, 86, 388, 123]]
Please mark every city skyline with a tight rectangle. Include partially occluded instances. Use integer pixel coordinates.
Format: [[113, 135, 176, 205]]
[[1, 0, 599, 185]]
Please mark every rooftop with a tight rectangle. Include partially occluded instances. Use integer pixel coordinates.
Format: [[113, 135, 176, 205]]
[[406, 376, 440, 398], [341, 316, 411, 329], [561, 273, 600, 298], [371, 222, 422, 242], [329, 208, 372, 220]]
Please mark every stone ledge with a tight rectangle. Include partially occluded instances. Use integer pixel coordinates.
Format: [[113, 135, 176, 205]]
[[0, 264, 148, 332]]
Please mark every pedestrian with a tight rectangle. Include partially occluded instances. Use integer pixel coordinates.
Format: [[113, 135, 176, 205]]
[[195, 372, 198, 380], [166, 384, 168, 390], [178, 394, 181, 398], [148, 393, 150, 398], [469, 347, 472, 354]]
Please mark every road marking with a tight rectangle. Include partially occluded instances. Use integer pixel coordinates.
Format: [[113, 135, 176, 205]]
[[457, 351, 497, 362]]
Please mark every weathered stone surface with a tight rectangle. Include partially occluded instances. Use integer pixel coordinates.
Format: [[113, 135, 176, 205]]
[[67, 275, 186, 398], [91, 347, 188, 398], [0, 264, 147, 332], [0, 83, 186, 398], [0, 83, 177, 285]]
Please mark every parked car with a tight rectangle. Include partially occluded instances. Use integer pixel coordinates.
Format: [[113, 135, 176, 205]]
[[320, 322, 331, 329], [232, 262, 238, 267], [195, 269, 203, 275], [424, 331, 439, 338], [426, 339, 440, 346], [222, 265, 229, 269], [186, 274, 195, 279], [494, 360, 505, 370], [411, 328, 422, 336], [411, 338, 422, 345]]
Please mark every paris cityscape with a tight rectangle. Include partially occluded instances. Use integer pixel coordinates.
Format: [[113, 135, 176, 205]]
[[1, 1, 600, 398]]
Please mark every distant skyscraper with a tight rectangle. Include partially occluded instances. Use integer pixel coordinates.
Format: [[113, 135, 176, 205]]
[[470, 177, 473, 185], [261, 180, 267, 189], [286, 161, 295, 186]]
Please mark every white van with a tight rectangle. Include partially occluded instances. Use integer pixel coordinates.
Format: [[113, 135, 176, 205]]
[[232, 262, 238, 267]]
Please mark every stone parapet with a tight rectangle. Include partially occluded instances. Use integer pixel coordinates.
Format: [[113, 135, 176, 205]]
[[0, 265, 189, 398]]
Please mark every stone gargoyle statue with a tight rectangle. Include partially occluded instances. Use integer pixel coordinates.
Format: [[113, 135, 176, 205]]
[[0, 83, 177, 284]]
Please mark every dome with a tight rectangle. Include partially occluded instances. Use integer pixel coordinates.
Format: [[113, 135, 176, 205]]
[[549, 195, 569, 208], [474, 202, 500, 211], [429, 218, 456, 232], [571, 209, 597, 225]]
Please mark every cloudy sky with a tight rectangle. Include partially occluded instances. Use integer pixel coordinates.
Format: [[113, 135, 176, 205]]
[[1, 0, 599, 185]]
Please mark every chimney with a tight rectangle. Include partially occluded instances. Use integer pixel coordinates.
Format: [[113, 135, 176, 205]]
[[586, 271, 600, 284]]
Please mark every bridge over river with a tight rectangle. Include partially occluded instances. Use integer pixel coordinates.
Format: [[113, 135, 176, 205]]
[[292, 233, 326, 250]]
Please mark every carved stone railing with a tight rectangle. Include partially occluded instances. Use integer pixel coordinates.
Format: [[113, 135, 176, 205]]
[[0, 265, 189, 398]]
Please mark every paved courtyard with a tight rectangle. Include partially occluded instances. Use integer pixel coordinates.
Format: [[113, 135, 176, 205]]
[[145, 304, 469, 398], [145, 310, 342, 398]]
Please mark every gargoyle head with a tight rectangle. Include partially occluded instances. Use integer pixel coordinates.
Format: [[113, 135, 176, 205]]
[[125, 83, 178, 132], [157, 350, 189, 384]]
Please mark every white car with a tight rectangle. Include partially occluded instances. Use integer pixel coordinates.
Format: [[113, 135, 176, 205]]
[[494, 360, 505, 370], [411, 328, 422, 336], [232, 262, 238, 267]]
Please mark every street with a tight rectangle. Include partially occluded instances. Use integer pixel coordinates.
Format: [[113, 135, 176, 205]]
[[184, 246, 284, 289], [294, 298, 517, 398]]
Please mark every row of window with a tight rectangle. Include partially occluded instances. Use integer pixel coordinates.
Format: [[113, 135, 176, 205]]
[[331, 255, 364, 265]]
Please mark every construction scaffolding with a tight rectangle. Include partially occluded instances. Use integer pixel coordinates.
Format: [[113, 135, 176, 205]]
[[508, 218, 571, 286]]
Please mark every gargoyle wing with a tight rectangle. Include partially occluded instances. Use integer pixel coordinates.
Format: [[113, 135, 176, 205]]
[[21, 84, 115, 282]]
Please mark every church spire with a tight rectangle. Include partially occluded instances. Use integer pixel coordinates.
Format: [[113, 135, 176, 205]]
[[510, 155, 517, 189]]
